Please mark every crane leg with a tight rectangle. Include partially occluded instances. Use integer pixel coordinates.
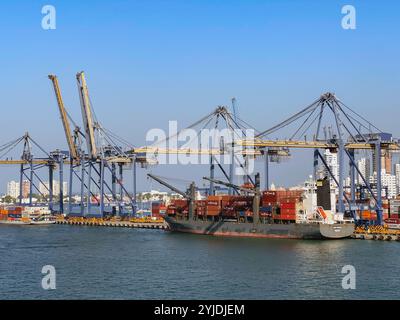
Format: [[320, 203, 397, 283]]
[[87, 162, 92, 215], [68, 160, 73, 215], [111, 163, 117, 216], [19, 164, 24, 205], [29, 160, 33, 206], [264, 149, 269, 190], [119, 163, 123, 215], [100, 160, 105, 217], [59, 156, 64, 214], [80, 158, 85, 216], [49, 165, 53, 212]]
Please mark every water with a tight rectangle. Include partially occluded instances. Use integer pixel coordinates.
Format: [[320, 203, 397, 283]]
[[0, 224, 399, 299]]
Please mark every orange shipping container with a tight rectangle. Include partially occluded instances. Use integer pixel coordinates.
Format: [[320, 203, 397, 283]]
[[207, 195, 223, 201], [206, 200, 221, 207]]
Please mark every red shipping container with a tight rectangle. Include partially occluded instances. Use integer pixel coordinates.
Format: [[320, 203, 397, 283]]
[[171, 199, 188, 208], [281, 203, 296, 210], [385, 218, 400, 224], [196, 200, 207, 207], [280, 208, 296, 215], [280, 214, 296, 220], [391, 213, 399, 219]]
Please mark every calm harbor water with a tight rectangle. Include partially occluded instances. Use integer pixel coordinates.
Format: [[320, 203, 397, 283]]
[[0, 224, 399, 299]]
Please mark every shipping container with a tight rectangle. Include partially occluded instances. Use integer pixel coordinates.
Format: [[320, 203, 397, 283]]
[[207, 195, 223, 201], [206, 200, 221, 207], [260, 206, 273, 213], [280, 208, 296, 215], [279, 214, 296, 220], [280, 202, 296, 210]]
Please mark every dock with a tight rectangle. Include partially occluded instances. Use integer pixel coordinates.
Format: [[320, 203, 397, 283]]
[[352, 225, 400, 241], [56, 217, 168, 230]]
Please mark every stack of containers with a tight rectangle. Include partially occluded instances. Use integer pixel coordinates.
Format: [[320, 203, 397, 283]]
[[228, 195, 253, 217], [261, 191, 277, 218], [206, 195, 222, 216], [389, 199, 400, 219], [0, 207, 8, 221], [5, 206, 23, 221], [166, 205, 176, 216], [196, 200, 207, 217], [151, 202, 167, 218], [168, 199, 188, 216], [262, 191, 277, 206], [278, 197, 297, 221], [382, 199, 389, 220]]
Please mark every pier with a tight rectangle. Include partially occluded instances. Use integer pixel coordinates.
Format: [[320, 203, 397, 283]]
[[352, 225, 400, 241], [56, 217, 168, 230]]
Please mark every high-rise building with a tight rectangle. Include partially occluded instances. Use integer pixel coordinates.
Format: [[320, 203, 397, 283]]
[[369, 170, 397, 199], [323, 149, 339, 187], [39, 182, 50, 196], [372, 149, 392, 175], [22, 180, 30, 198], [6, 180, 20, 199], [395, 163, 400, 196], [357, 157, 371, 185], [38, 181, 68, 196]]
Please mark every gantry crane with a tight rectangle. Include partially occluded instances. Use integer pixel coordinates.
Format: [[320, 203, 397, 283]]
[[49, 72, 138, 217], [0, 133, 59, 209], [235, 92, 400, 224], [48, 75, 80, 160], [76, 71, 97, 160]]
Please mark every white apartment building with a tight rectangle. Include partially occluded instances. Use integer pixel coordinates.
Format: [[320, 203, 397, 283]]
[[357, 157, 371, 185], [396, 163, 400, 195], [6, 180, 20, 199], [369, 170, 397, 199], [38, 181, 68, 196]]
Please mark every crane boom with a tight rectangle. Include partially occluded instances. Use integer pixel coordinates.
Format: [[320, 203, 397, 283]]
[[147, 174, 196, 219], [76, 71, 97, 159], [147, 174, 192, 199], [48, 75, 79, 160], [202, 176, 258, 194]]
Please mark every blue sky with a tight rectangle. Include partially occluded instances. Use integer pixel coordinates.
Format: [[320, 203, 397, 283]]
[[0, 0, 399, 192]]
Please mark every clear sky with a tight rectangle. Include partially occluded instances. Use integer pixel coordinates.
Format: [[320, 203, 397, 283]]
[[0, 0, 399, 193]]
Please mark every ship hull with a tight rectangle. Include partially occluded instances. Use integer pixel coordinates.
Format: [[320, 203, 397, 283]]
[[0, 220, 31, 226], [164, 217, 354, 240]]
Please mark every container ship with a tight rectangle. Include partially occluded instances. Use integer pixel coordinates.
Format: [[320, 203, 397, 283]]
[[0, 206, 56, 225], [148, 174, 355, 240]]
